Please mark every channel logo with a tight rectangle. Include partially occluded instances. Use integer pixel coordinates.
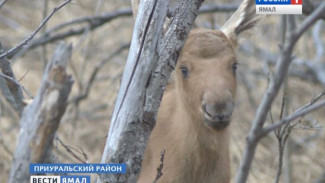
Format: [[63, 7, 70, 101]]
[[30, 175, 91, 183], [256, 0, 302, 14]]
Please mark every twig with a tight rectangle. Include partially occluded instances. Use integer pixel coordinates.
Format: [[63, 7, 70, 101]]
[[56, 137, 87, 164], [41, 0, 49, 68], [44, 8, 132, 36], [0, 43, 25, 115], [262, 52, 324, 86], [295, 4, 325, 39], [0, 88, 20, 122], [0, 135, 13, 156], [21, 3, 238, 53], [240, 41, 325, 86], [263, 98, 325, 135], [234, 3, 325, 183], [0, 0, 72, 59], [74, 0, 107, 101], [0, 73, 33, 99], [17, 69, 29, 82], [0, 0, 8, 9], [153, 149, 165, 183], [303, 0, 325, 20], [301, 92, 325, 108], [70, 43, 129, 104], [167, 3, 238, 17], [78, 146, 88, 163], [199, 3, 238, 13], [274, 82, 292, 183], [283, 138, 292, 183], [312, 21, 323, 62], [25, 8, 133, 52], [45, 3, 237, 36]]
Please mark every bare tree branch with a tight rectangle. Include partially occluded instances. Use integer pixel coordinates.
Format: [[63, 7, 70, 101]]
[[44, 3, 237, 37], [8, 43, 73, 183], [70, 43, 130, 104], [0, 0, 8, 9], [41, 0, 49, 68], [0, 43, 25, 115], [294, 4, 325, 39], [312, 21, 324, 62], [240, 19, 325, 86], [303, 0, 325, 20], [0, 134, 13, 156], [198, 3, 238, 14], [262, 92, 325, 135], [18, 3, 238, 53], [23, 8, 131, 53], [234, 3, 325, 183], [0, 73, 33, 99], [0, 78, 20, 118], [274, 70, 290, 183], [56, 137, 87, 164], [314, 171, 325, 183], [241, 44, 325, 87], [0, 0, 72, 59], [47, 9, 132, 35]]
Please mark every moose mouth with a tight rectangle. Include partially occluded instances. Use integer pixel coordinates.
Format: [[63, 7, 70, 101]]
[[204, 118, 230, 129], [201, 106, 232, 129]]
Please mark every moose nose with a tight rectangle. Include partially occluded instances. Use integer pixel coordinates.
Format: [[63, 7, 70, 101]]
[[201, 101, 234, 129]]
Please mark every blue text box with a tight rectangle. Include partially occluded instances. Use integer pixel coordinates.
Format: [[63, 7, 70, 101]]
[[30, 164, 126, 174], [61, 175, 90, 183], [256, 0, 291, 5]]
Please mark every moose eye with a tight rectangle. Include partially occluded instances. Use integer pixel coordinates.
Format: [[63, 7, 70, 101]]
[[232, 63, 238, 74], [180, 66, 189, 78]]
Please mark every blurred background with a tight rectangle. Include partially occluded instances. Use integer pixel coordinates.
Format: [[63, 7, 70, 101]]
[[0, 0, 324, 182]]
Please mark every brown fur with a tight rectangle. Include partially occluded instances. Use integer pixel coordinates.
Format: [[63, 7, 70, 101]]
[[138, 29, 237, 183], [131, 0, 258, 182]]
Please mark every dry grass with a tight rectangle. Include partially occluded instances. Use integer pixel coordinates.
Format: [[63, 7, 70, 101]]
[[0, 0, 324, 183]]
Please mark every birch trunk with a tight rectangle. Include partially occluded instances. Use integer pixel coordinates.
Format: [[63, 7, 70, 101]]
[[99, 0, 204, 182]]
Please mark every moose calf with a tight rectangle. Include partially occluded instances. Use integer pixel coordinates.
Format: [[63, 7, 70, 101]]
[[134, 0, 258, 182]]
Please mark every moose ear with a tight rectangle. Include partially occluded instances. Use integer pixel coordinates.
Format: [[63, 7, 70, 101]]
[[221, 0, 259, 48]]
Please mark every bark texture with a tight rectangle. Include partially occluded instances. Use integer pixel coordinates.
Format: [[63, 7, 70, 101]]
[[8, 43, 73, 183], [99, 0, 204, 182]]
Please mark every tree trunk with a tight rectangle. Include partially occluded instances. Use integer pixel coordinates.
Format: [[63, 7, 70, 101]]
[[8, 43, 73, 183], [99, 0, 204, 182]]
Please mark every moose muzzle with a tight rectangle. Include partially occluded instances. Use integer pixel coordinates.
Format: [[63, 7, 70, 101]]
[[201, 91, 234, 129]]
